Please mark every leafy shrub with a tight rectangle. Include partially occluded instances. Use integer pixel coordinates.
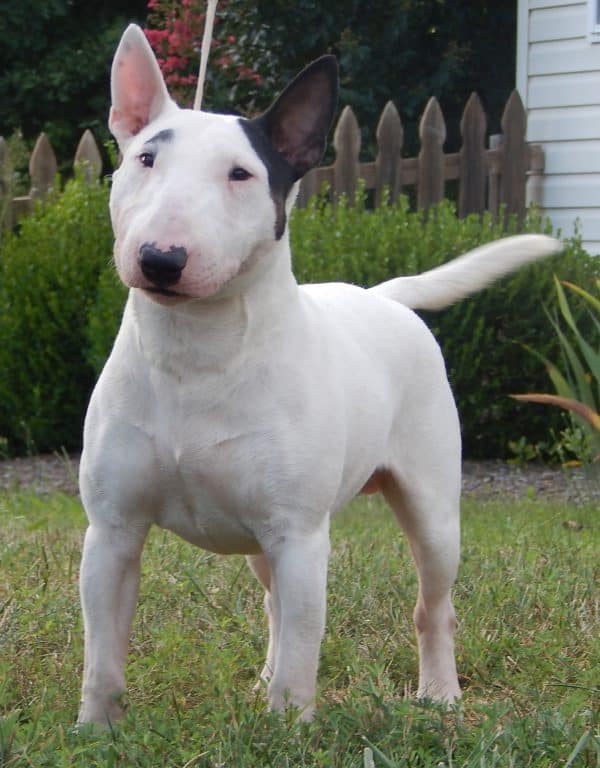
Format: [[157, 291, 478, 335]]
[[0, 130, 30, 233], [0, 173, 112, 455], [87, 192, 599, 459]]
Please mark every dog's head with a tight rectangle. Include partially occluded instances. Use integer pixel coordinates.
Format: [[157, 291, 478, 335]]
[[109, 24, 338, 304]]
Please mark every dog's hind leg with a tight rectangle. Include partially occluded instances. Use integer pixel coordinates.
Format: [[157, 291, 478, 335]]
[[246, 553, 279, 690], [78, 522, 148, 725], [380, 456, 462, 703]]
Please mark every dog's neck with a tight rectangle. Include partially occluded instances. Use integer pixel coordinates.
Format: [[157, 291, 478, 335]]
[[126, 238, 299, 377]]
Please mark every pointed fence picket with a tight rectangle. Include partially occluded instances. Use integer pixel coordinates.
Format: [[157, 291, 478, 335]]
[[375, 101, 403, 206], [499, 90, 528, 220], [0, 90, 544, 229], [333, 106, 361, 204], [459, 92, 487, 217], [418, 97, 446, 210]]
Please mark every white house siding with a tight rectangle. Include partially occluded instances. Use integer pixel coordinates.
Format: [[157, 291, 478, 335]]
[[517, 0, 600, 254]]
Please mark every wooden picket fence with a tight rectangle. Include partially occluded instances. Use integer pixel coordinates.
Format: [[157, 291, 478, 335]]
[[0, 88, 543, 227], [298, 89, 544, 220], [0, 129, 102, 228]]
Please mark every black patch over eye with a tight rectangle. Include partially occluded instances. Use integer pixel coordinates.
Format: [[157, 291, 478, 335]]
[[139, 152, 155, 168], [229, 166, 252, 181]]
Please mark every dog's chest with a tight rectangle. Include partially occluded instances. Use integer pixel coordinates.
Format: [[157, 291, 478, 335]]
[[133, 369, 309, 555], [152, 430, 267, 554]]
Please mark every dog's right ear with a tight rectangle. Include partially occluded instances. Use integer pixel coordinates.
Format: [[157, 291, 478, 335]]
[[109, 24, 177, 149], [254, 55, 339, 180]]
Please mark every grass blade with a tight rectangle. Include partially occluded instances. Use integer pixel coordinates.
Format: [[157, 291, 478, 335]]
[[555, 279, 600, 386], [510, 393, 600, 431], [520, 342, 574, 400], [562, 278, 600, 313], [564, 730, 591, 768], [543, 307, 595, 407], [361, 736, 399, 768]]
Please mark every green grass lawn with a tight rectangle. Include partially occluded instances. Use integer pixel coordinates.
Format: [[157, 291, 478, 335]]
[[0, 491, 598, 767]]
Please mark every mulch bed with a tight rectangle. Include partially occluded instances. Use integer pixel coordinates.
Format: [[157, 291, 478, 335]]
[[0, 453, 597, 505]]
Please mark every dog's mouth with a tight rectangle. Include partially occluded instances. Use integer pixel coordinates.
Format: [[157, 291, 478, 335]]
[[140, 286, 192, 305], [144, 286, 182, 297]]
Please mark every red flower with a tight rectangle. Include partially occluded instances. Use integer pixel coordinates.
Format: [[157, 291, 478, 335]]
[[145, 0, 257, 104], [168, 31, 181, 49], [144, 28, 168, 46]]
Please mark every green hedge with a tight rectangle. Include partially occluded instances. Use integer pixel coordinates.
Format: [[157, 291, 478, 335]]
[[1, 183, 597, 458], [0, 175, 112, 454]]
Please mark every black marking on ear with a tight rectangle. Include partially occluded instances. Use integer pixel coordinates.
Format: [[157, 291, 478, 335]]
[[239, 117, 297, 240], [261, 55, 338, 179], [238, 56, 338, 240]]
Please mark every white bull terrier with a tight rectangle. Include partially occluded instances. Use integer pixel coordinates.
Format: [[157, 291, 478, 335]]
[[77, 23, 561, 725]]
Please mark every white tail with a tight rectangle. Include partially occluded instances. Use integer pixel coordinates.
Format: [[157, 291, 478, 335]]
[[369, 234, 562, 310]]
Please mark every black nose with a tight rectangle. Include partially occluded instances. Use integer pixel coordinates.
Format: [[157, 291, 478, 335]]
[[139, 243, 188, 288]]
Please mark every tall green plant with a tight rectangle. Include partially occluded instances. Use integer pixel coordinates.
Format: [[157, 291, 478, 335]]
[[512, 277, 600, 462]]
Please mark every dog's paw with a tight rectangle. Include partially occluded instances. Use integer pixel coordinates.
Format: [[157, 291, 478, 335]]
[[78, 690, 128, 728], [416, 680, 462, 705], [267, 681, 317, 722]]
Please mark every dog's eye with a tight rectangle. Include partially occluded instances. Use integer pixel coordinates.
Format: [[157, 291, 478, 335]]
[[139, 152, 155, 169], [229, 166, 252, 182]]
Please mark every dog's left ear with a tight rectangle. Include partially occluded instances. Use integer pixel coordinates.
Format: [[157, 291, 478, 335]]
[[109, 24, 177, 148], [255, 56, 338, 179]]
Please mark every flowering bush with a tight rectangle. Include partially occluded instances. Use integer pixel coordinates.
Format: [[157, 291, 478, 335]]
[[144, 0, 279, 114]]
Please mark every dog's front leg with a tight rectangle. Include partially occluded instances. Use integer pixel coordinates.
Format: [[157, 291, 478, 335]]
[[78, 522, 148, 726], [265, 524, 330, 721]]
